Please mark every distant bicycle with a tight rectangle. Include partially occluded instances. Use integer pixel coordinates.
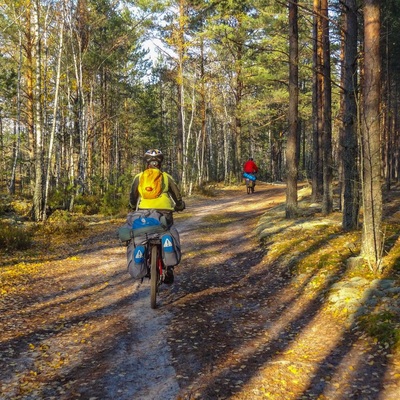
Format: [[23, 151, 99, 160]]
[[245, 177, 255, 194], [243, 173, 256, 194]]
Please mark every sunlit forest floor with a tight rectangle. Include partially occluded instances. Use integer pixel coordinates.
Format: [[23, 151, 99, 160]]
[[168, 182, 400, 399], [0, 181, 399, 399]]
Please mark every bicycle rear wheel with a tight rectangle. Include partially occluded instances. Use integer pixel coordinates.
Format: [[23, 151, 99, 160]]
[[150, 244, 159, 309]]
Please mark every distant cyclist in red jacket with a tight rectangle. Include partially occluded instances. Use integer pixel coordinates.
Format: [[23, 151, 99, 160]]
[[243, 158, 258, 174], [243, 158, 259, 192]]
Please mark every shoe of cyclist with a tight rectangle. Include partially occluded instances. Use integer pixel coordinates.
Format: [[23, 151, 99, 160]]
[[163, 267, 174, 284]]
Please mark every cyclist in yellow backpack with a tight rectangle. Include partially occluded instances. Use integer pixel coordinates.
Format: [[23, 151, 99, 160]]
[[129, 149, 185, 283]]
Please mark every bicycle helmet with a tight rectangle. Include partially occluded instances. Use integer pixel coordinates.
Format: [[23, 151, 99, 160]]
[[143, 149, 164, 165]]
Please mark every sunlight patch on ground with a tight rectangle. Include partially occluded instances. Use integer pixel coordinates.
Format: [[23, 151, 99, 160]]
[[235, 304, 350, 399]]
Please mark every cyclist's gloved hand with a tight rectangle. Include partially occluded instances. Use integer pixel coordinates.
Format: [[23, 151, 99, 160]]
[[174, 200, 185, 212]]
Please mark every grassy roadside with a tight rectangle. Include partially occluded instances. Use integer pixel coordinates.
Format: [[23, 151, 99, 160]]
[[256, 186, 400, 350]]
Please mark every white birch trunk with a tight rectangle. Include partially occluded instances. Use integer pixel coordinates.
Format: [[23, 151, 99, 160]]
[[43, 3, 65, 217], [33, 0, 44, 221]]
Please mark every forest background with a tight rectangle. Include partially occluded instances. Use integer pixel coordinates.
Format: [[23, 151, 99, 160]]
[[0, 0, 400, 273]]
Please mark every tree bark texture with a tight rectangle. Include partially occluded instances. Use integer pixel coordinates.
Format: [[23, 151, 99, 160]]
[[342, 0, 360, 230], [286, 0, 299, 218], [33, 0, 44, 222], [312, 0, 323, 202], [321, 0, 333, 215], [361, 0, 383, 271]]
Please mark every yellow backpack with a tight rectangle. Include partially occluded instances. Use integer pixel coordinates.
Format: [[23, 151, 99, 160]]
[[139, 169, 164, 199]]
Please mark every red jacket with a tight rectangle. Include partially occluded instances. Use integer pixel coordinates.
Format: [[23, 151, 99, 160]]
[[243, 160, 258, 173]]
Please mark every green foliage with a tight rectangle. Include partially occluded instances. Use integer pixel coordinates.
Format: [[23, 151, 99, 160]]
[[0, 195, 31, 218], [10, 199, 32, 217], [0, 196, 14, 215], [47, 174, 131, 217], [74, 195, 101, 215], [359, 312, 400, 348], [0, 222, 34, 252], [98, 174, 131, 216], [0, 61, 17, 101], [42, 210, 87, 235], [48, 183, 75, 211], [100, 186, 128, 216]]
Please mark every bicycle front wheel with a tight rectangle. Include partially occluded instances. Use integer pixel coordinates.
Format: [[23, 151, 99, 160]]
[[150, 244, 159, 309]]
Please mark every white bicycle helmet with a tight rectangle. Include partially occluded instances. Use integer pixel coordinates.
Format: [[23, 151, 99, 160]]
[[143, 149, 164, 165]]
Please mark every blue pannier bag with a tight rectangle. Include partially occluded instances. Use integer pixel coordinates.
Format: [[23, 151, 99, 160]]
[[130, 210, 167, 237], [127, 244, 147, 279], [162, 234, 174, 253], [243, 172, 256, 181], [161, 226, 181, 267], [133, 216, 161, 230], [134, 245, 145, 263], [118, 210, 166, 242]]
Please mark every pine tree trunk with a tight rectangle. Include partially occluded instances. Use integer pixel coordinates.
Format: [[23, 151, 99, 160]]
[[321, 0, 333, 215], [286, 0, 299, 218], [176, 0, 186, 185], [361, 0, 383, 272], [342, 0, 360, 230], [312, 0, 323, 202]]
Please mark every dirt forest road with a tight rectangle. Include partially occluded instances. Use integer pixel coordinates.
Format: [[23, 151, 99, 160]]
[[1, 182, 399, 399]]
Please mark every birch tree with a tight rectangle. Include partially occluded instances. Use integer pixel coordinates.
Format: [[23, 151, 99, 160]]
[[32, 0, 44, 221], [43, 0, 65, 218]]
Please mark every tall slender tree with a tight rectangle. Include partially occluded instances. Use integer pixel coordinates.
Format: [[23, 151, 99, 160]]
[[43, 0, 65, 219], [312, 0, 323, 201], [286, 0, 299, 218], [321, 0, 333, 215], [32, 0, 44, 221], [341, 0, 360, 230], [361, 0, 383, 272]]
